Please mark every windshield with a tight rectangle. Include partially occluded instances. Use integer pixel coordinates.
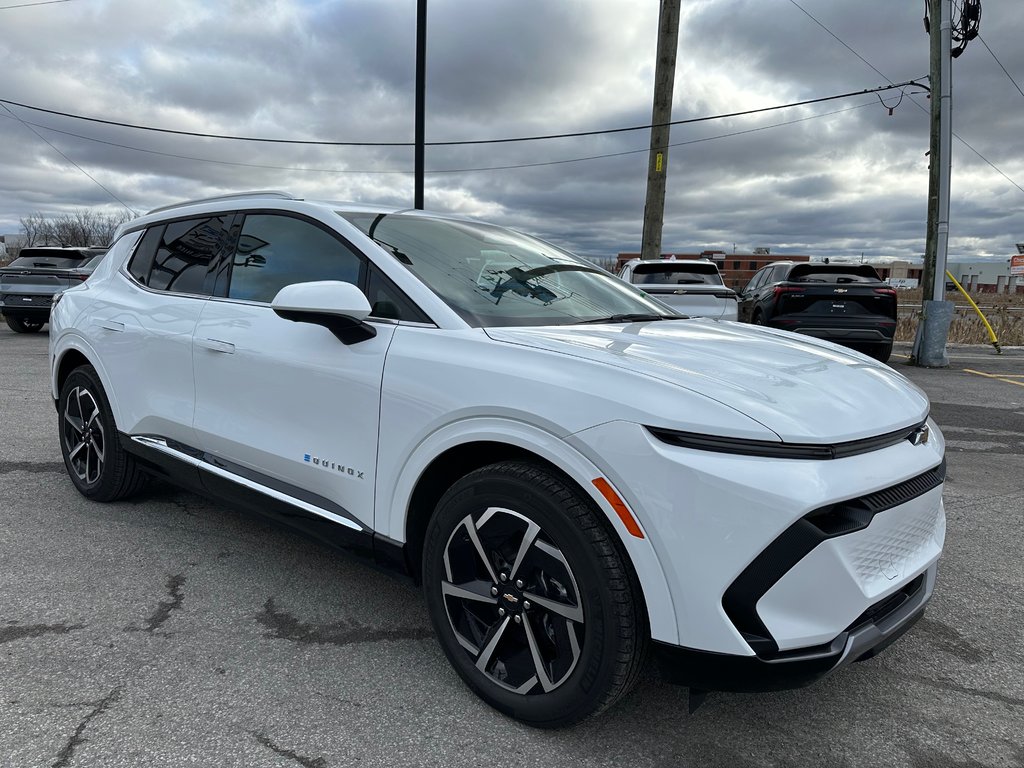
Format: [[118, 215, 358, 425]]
[[338, 212, 678, 327], [632, 262, 723, 285]]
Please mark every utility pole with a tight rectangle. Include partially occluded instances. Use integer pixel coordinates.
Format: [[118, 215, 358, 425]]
[[640, 0, 681, 260], [414, 0, 427, 210], [913, 0, 955, 366]]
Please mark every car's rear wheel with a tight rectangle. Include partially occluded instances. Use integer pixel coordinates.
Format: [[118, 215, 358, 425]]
[[59, 365, 148, 501], [423, 461, 647, 727], [5, 315, 45, 333], [871, 341, 894, 364]]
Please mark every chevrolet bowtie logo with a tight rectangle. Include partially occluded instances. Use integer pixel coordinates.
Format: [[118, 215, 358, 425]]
[[503, 594, 519, 604], [909, 425, 930, 446]]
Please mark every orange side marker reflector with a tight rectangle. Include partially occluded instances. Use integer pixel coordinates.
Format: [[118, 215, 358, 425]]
[[592, 478, 645, 539]]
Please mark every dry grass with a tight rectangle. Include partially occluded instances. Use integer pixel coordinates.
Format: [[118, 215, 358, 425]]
[[896, 289, 1024, 345]]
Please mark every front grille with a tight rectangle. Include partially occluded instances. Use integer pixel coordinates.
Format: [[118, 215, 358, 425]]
[[806, 459, 946, 537]]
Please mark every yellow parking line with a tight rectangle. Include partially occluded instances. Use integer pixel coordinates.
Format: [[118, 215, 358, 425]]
[[963, 369, 1024, 388], [892, 353, 911, 359]]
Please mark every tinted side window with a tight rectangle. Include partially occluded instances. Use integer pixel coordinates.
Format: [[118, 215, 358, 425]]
[[127, 225, 163, 284], [228, 215, 364, 303], [146, 216, 235, 295], [744, 268, 768, 293], [366, 266, 429, 322]]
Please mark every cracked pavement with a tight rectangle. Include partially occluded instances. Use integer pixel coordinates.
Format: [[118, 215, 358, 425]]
[[0, 329, 1021, 767]]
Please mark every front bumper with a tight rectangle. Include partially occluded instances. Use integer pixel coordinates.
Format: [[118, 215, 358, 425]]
[[654, 562, 935, 691], [569, 419, 946, 657]]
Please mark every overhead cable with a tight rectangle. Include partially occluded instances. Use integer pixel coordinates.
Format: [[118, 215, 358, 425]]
[[0, 80, 923, 148]]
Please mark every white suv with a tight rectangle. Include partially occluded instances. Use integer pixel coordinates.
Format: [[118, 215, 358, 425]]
[[49, 192, 945, 726], [618, 257, 738, 320]]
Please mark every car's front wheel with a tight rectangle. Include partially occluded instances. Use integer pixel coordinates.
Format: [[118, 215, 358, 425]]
[[5, 314, 45, 333], [59, 364, 148, 501], [423, 461, 647, 727]]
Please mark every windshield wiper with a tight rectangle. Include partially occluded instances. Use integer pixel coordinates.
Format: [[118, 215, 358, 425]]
[[574, 313, 683, 324]]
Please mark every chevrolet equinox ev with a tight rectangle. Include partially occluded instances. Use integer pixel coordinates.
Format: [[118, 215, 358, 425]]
[[49, 192, 946, 726]]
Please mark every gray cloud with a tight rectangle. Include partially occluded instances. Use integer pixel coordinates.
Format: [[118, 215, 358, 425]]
[[0, 0, 1021, 264]]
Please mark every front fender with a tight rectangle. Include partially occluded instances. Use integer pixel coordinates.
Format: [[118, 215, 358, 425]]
[[379, 416, 679, 645]]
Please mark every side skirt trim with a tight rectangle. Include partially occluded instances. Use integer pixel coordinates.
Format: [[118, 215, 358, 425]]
[[129, 435, 364, 532]]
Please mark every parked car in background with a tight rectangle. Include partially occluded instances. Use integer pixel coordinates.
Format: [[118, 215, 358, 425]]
[[618, 258, 738, 320], [49, 193, 944, 725], [0, 246, 107, 332], [737, 261, 898, 362]]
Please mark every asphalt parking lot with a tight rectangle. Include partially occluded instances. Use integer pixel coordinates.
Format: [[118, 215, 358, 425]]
[[1, 328, 1022, 768]]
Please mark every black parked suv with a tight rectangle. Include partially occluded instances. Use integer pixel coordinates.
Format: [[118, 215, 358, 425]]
[[0, 247, 107, 332], [737, 262, 897, 362]]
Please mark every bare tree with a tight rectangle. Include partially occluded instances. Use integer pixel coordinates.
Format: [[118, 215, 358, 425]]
[[94, 210, 132, 246], [19, 208, 132, 248], [18, 212, 48, 247]]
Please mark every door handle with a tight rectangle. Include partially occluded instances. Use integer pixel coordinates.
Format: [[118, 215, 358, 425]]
[[198, 338, 235, 354], [98, 320, 124, 332]]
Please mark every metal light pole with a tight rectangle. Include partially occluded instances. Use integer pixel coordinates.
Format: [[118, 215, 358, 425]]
[[414, 0, 427, 210]]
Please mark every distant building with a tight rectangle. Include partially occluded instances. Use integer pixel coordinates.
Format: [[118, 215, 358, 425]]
[[616, 249, 811, 289], [868, 262, 925, 286], [946, 259, 1022, 293]]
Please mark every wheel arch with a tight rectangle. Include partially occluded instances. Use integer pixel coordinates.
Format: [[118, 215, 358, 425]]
[[52, 339, 121, 427], [386, 421, 679, 644]]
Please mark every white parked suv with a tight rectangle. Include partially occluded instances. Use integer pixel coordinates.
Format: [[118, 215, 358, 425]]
[[618, 257, 738, 320], [49, 192, 945, 726]]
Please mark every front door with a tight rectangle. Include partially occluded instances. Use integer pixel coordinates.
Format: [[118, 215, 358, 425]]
[[191, 213, 392, 530]]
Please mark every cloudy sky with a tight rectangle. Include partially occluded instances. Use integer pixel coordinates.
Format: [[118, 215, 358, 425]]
[[1, 0, 1021, 263]]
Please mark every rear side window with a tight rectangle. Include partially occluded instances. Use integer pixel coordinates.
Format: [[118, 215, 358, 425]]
[[227, 214, 365, 303], [127, 215, 235, 295]]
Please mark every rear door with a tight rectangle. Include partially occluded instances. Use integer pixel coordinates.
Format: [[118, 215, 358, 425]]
[[86, 214, 236, 445]]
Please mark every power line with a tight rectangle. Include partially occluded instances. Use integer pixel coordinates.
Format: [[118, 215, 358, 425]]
[[786, 0, 896, 85], [792, 0, 1024, 197], [1, 101, 877, 176], [0, 80, 922, 149], [431, 103, 879, 174], [0, 0, 76, 9], [976, 34, 1024, 102], [0, 103, 136, 214]]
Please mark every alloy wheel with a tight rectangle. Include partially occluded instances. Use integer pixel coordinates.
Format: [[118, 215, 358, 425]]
[[440, 506, 584, 694], [62, 385, 106, 485]]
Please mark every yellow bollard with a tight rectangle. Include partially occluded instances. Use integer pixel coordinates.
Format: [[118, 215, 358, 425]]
[[944, 271, 1002, 354]]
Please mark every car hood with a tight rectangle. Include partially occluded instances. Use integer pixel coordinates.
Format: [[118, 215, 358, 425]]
[[485, 319, 928, 443]]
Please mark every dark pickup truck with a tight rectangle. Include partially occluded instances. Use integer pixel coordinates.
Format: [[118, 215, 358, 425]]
[[737, 262, 898, 362], [0, 247, 107, 332]]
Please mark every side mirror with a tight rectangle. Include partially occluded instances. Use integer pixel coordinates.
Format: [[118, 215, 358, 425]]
[[272, 281, 376, 345]]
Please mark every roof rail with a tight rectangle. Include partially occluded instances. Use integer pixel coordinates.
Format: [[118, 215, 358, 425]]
[[146, 190, 297, 216]]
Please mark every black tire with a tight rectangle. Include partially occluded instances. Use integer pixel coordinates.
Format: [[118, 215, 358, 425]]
[[871, 341, 894, 364], [423, 461, 648, 727], [751, 310, 765, 326], [58, 364, 148, 501], [5, 314, 45, 333]]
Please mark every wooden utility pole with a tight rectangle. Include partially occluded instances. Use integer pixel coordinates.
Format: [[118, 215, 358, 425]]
[[913, 0, 954, 366], [640, 0, 681, 260]]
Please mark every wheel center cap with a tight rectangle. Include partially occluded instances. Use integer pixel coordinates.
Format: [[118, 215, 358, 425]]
[[500, 586, 524, 615]]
